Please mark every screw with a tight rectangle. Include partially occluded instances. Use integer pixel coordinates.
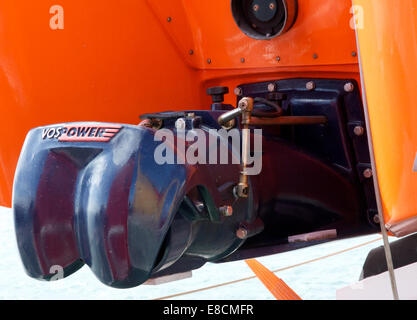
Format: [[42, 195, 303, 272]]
[[234, 87, 243, 96], [167, 17, 172, 22], [219, 205, 233, 217], [276, 56, 281, 62], [269, 3, 275, 10], [189, 49, 194, 55], [344, 82, 355, 93], [207, 58, 212, 64], [373, 214, 380, 224], [241, 57, 245, 63], [175, 118, 186, 130], [306, 81, 316, 91], [354, 126, 365, 136], [253, 4, 259, 11], [313, 53, 318, 59], [363, 168, 373, 179], [267, 83, 276, 92], [236, 227, 248, 240], [352, 51, 357, 57]]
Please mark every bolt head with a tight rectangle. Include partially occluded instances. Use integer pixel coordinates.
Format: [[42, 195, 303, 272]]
[[234, 87, 242, 96], [267, 83, 276, 92], [269, 2, 275, 10], [306, 81, 316, 91], [175, 118, 186, 130], [207, 58, 212, 64], [373, 214, 380, 224], [220, 205, 233, 217], [344, 82, 355, 92], [354, 126, 365, 136], [236, 227, 248, 240], [253, 4, 259, 11], [240, 57, 245, 63], [276, 56, 281, 62], [363, 168, 373, 179]]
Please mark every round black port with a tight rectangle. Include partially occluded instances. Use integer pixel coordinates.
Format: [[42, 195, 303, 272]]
[[231, 0, 298, 40]]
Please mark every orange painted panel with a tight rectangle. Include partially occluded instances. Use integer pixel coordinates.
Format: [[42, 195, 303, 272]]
[[353, 0, 417, 231], [0, 1, 359, 206]]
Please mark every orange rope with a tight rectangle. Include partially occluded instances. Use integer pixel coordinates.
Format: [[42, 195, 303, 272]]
[[246, 259, 302, 300], [153, 237, 381, 300]]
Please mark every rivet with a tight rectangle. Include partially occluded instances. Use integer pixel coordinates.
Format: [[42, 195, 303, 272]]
[[241, 57, 245, 63], [189, 49, 194, 55], [267, 83, 276, 92], [306, 81, 316, 91], [344, 82, 355, 93], [253, 4, 259, 11], [207, 58, 212, 64], [313, 53, 318, 59], [234, 87, 243, 96], [363, 168, 373, 179], [236, 227, 248, 240], [167, 17, 172, 22], [276, 56, 281, 62], [269, 2, 275, 10], [354, 126, 365, 136], [175, 118, 186, 130]]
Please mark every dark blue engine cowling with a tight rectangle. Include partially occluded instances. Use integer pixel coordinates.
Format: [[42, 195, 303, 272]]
[[13, 122, 251, 288]]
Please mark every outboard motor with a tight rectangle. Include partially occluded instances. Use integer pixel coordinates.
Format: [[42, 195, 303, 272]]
[[13, 111, 256, 288], [13, 80, 378, 288]]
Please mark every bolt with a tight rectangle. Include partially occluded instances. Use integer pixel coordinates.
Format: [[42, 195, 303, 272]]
[[276, 56, 281, 62], [222, 118, 236, 131], [175, 118, 186, 130], [189, 49, 194, 55], [234, 87, 242, 96], [306, 81, 316, 91], [139, 119, 153, 128], [363, 168, 373, 179], [236, 227, 248, 240], [267, 83, 276, 92], [354, 126, 365, 136], [241, 57, 245, 63], [167, 17, 172, 22], [313, 53, 318, 59], [352, 51, 357, 57], [373, 214, 380, 224], [344, 82, 355, 93], [207, 58, 212, 64], [219, 205, 233, 217], [253, 4, 259, 11], [269, 3, 275, 10], [195, 201, 205, 212]]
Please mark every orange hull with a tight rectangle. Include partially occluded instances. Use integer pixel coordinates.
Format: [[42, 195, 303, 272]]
[[354, 0, 417, 236]]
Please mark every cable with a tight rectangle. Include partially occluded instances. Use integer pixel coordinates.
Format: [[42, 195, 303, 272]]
[[153, 237, 382, 300]]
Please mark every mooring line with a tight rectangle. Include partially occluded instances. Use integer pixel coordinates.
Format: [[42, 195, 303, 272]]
[[153, 237, 382, 300]]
